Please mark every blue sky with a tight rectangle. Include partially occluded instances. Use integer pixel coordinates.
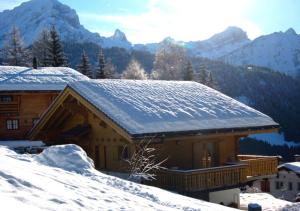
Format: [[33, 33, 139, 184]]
[[1, 0, 300, 43]]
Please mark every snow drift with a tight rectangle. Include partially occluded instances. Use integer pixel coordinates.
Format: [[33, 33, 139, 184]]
[[34, 144, 94, 174], [0, 144, 235, 211]]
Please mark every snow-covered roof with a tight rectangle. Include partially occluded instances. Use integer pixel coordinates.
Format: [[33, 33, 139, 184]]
[[69, 80, 279, 136], [0, 66, 88, 91], [278, 162, 300, 174]]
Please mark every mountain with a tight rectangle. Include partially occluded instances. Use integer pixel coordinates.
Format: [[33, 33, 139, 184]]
[[185, 26, 250, 59], [133, 37, 184, 53], [222, 28, 300, 77], [133, 27, 249, 58], [0, 0, 131, 49]]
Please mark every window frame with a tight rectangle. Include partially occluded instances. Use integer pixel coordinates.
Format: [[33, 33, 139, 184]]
[[0, 95, 13, 102], [6, 119, 19, 130], [288, 182, 293, 191]]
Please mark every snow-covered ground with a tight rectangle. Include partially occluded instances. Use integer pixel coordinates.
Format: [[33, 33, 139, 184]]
[[249, 133, 300, 147], [240, 193, 300, 211], [0, 144, 235, 211]]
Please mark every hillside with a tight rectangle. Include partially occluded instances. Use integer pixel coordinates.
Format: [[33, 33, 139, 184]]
[[0, 144, 234, 211], [191, 58, 300, 143], [222, 29, 300, 77]]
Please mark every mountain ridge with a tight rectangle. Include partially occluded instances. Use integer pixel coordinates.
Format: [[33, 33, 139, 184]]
[[1, 0, 300, 77]]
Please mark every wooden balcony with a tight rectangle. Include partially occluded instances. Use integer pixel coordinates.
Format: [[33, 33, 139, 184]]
[[148, 164, 248, 192], [238, 155, 278, 179], [147, 155, 278, 193], [0, 101, 19, 115]]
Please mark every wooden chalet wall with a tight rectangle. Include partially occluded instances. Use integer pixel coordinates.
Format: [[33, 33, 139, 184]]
[[0, 92, 58, 140], [36, 94, 240, 173], [151, 135, 238, 170]]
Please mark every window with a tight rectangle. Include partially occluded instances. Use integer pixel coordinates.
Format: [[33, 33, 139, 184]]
[[0, 95, 12, 102], [289, 182, 293, 191], [298, 183, 300, 191], [118, 146, 129, 160], [275, 181, 284, 190], [6, 119, 19, 130]]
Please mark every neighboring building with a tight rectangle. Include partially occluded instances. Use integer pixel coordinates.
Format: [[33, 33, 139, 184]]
[[0, 66, 88, 140], [29, 80, 280, 207], [265, 162, 300, 201]]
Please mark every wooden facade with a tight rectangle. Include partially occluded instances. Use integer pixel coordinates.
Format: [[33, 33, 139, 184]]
[[0, 92, 58, 140], [29, 86, 279, 194]]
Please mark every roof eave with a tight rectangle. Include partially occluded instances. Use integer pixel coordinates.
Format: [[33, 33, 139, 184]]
[[131, 124, 280, 141]]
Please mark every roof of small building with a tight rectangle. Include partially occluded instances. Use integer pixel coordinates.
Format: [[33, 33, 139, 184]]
[[68, 79, 279, 136], [278, 162, 300, 174], [0, 66, 89, 91]]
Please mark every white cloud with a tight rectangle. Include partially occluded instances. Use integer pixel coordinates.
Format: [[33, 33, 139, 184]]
[[80, 0, 262, 43]]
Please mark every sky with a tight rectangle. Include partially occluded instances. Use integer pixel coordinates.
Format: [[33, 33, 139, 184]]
[[0, 0, 300, 44]]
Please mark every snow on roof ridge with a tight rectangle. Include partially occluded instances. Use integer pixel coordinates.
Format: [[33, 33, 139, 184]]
[[0, 65, 89, 91], [279, 162, 300, 173], [68, 79, 278, 135]]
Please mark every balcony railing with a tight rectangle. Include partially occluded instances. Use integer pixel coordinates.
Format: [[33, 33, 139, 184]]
[[238, 155, 278, 179], [0, 101, 19, 114], [147, 155, 278, 192], [148, 164, 248, 192]]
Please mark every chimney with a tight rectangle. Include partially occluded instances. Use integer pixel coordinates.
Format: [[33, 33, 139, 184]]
[[294, 154, 300, 162], [32, 57, 38, 69]]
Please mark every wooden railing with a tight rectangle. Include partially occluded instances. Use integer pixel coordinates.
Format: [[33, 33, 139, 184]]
[[0, 101, 19, 114], [238, 155, 278, 178], [148, 164, 248, 192]]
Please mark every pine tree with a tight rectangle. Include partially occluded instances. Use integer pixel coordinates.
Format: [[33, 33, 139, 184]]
[[122, 59, 147, 80], [47, 25, 66, 67], [206, 71, 218, 89], [198, 64, 208, 84], [32, 29, 50, 66], [4, 26, 29, 66], [77, 50, 92, 77], [183, 61, 194, 81], [95, 48, 106, 79]]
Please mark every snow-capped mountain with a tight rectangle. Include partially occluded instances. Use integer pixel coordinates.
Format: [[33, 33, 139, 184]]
[[103, 29, 132, 49], [133, 27, 250, 58], [222, 28, 300, 77], [0, 0, 132, 49], [185, 26, 250, 59], [133, 37, 184, 53]]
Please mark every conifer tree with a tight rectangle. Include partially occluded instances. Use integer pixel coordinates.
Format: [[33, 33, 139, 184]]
[[4, 26, 29, 66], [95, 48, 106, 79], [206, 71, 218, 89], [32, 29, 50, 66], [47, 26, 66, 67], [77, 50, 92, 77], [198, 64, 208, 84], [183, 61, 194, 81]]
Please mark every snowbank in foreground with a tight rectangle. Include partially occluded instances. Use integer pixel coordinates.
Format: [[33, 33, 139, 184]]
[[240, 193, 300, 211], [0, 145, 235, 211]]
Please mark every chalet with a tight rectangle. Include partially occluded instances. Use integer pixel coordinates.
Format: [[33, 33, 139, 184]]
[[29, 79, 280, 206], [253, 161, 300, 201], [0, 66, 88, 140]]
